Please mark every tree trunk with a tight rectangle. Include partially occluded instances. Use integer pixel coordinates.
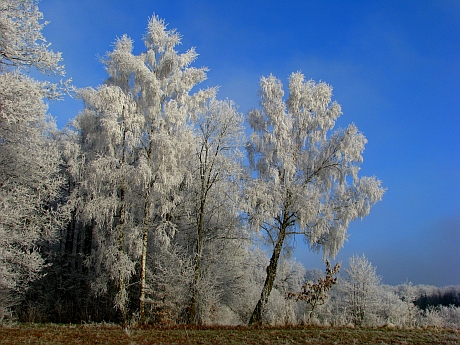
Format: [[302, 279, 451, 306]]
[[139, 131, 155, 323], [249, 223, 287, 325], [118, 185, 127, 324], [189, 194, 206, 323], [118, 128, 128, 324], [139, 194, 150, 323]]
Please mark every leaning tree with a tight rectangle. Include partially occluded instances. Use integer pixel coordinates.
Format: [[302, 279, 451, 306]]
[[246, 72, 385, 324]]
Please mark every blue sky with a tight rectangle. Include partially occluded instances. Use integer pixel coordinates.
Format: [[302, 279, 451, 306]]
[[39, 0, 459, 286]]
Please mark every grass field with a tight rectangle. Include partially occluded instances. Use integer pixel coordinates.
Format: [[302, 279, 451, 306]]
[[1, 324, 459, 345]]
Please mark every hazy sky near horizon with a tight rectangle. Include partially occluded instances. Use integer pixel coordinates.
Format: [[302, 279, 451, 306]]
[[39, 0, 459, 286]]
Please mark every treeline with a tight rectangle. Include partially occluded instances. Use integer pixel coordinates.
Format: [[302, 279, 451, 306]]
[[413, 286, 460, 310], [289, 256, 460, 329], [2, 1, 458, 329]]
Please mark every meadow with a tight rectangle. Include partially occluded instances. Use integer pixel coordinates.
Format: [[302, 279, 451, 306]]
[[1, 324, 459, 345]]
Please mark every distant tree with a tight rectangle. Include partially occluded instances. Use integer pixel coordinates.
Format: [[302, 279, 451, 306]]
[[414, 285, 460, 310], [418, 304, 460, 329], [390, 282, 419, 327], [340, 254, 381, 326], [246, 73, 385, 324]]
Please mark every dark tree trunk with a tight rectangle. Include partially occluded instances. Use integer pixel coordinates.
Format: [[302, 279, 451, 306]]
[[189, 163, 207, 324], [249, 223, 287, 325]]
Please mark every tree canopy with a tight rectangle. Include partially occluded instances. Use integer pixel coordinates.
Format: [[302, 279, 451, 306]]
[[0, 1, 392, 326], [246, 73, 385, 324]]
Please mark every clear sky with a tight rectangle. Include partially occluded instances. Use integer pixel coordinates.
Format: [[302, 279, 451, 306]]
[[39, 0, 459, 286]]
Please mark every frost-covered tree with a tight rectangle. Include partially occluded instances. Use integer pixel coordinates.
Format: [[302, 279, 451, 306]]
[[339, 254, 382, 326], [76, 85, 143, 321], [372, 284, 418, 327], [0, 0, 63, 74], [22, 125, 95, 324], [74, 16, 214, 322], [0, 0, 64, 319], [133, 18, 214, 321], [0, 73, 63, 319], [184, 98, 245, 323], [246, 73, 385, 324]]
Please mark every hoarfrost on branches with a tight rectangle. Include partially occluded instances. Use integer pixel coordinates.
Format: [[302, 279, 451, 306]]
[[247, 72, 385, 324], [0, 0, 64, 74], [0, 0, 65, 318], [72, 14, 216, 323]]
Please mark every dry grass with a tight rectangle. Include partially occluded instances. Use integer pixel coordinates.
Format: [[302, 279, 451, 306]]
[[1, 323, 459, 345]]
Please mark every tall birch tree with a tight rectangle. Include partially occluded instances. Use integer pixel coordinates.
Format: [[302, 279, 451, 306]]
[[246, 72, 385, 324], [75, 16, 214, 322]]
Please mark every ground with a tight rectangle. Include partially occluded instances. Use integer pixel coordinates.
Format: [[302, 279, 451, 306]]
[[0, 324, 459, 344]]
